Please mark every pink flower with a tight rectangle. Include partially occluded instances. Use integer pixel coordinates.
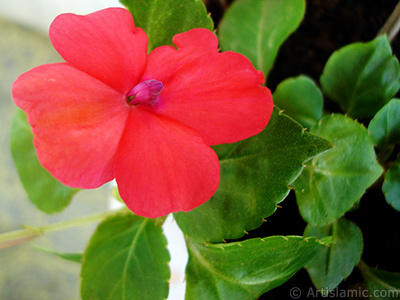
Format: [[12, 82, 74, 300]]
[[12, 8, 273, 218]]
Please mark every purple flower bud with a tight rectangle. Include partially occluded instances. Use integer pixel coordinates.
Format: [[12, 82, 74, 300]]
[[127, 79, 163, 106]]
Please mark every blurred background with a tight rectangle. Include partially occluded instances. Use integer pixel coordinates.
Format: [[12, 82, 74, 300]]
[[0, 1, 186, 299]]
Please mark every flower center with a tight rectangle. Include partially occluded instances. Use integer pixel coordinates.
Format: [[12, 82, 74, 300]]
[[126, 80, 163, 106]]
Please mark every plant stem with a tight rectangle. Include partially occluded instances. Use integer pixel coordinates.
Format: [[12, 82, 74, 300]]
[[378, 0, 400, 42], [356, 259, 368, 272], [0, 209, 124, 249]]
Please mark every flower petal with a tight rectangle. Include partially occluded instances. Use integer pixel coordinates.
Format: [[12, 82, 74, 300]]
[[49, 7, 148, 94], [115, 108, 220, 218], [142, 28, 273, 145], [12, 63, 129, 188]]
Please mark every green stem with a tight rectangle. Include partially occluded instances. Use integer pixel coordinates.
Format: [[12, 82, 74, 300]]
[[0, 209, 125, 249], [356, 259, 368, 272], [378, 0, 400, 42]]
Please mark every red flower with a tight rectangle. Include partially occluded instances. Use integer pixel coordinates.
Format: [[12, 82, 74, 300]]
[[12, 8, 273, 218]]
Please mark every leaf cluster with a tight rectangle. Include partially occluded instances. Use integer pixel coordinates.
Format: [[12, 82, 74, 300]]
[[8, 0, 400, 299]]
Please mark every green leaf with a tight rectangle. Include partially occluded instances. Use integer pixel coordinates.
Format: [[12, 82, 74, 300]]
[[10, 109, 78, 213], [382, 162, 400, 211], [35, 246, 83, 263], [294, 114, 383, 226], [120, 0, 213, 51], [185, 235, 327, 300], [368, 99, 400, 148], [218, 0, 305, 79], [304, 218, 363, 295], [320, 35, 400, 118], [273, 75, 324, 128], [359, 261, 400, 300], [81, 213, 170, 300], [175, 107, 332, 243]]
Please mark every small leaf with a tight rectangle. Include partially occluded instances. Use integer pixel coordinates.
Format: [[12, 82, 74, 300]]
[[175, 108, 332, 243], [382, 161, 400, 211], [81, 213, 170, 300], [10, 109, 78, 213], [218, 0, 305, 79], [35, 246, 83, 263], [320, 35, 400, 118], [185, 236, 327, 300], [120, 0, 213, 51], [368, 99, 400, 148], [305, 218, 363, 295], [294, 114, 383, 226], [273, 75, 323, 128], [359, 261, 400, 300]]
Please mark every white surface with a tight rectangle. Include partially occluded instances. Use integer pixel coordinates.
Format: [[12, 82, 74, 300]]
[[0, 0, 122, 33], [163, 215, 188, 300]]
